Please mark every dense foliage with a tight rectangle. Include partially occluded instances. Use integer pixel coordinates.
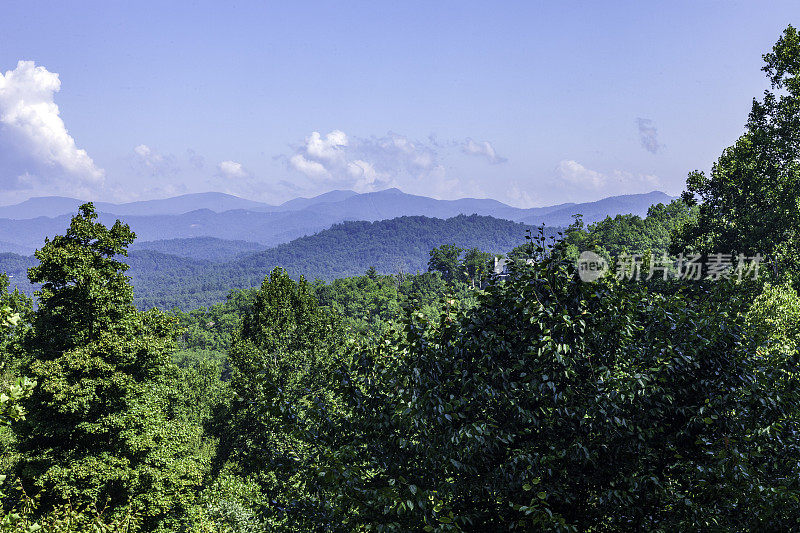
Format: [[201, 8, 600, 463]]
[[551, 200, 697, 262], [14, 205, 215, 531], [316, 239, 798, 531]]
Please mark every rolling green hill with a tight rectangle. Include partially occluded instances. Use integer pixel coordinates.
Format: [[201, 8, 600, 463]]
[[0, 214, 552, 310], [130, 214, 551, 309]]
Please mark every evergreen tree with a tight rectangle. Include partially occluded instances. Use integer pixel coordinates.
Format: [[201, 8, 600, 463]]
[[16, 204, 209, 529]]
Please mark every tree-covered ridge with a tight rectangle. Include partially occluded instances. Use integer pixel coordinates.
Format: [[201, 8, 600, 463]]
[[0, 189, 674, 256], [131, 214, 556, 310], [0, 206, 693, 312], [0, 213, 556, 311]]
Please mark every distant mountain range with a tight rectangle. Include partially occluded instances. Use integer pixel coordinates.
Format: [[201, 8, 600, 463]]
[[0, 188, 675, 255], [0, 190, 354, 219]]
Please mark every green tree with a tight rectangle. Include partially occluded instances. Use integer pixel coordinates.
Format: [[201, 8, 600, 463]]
[[15, 204, 209, 530], [460, 248, 491, 287], [427, 244, 463, 283], [746, 282, 800, 355], [558, 200, 697, 260], [673, 25, 800, 282], [0, 275, 34, 459], [221, 268, 347, 530]]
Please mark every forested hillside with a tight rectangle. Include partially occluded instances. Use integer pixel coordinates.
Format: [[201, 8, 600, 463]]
[[0, 204, 694, 311], [122, 214, 554, 309], [0, 214, 555, 310]]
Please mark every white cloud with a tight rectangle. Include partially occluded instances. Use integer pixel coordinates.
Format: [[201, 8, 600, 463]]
[[0, 60, 104, 193], [134, 144, 152, 158], [284, 130, 447, 193], [551, 160, 661, 202], [282, 129, 513, 198], [462, 138, 507, 164], [131, 144, 179, 176], [218, 160, 248, 179], [368, 132, 438, 172], [306, 130, 348, 162], [198, 157, 289, 202], [203, 159, 287, 202], [347, 159, 383, 190], [286, 130, 393, 192], [556, 160, 605, 189], [290, 153, 329, 178]]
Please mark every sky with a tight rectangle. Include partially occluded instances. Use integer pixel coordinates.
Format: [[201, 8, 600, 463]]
[[0, 1, 798, 207]]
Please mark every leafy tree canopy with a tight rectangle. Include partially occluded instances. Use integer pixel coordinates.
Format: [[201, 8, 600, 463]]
[[674, 25, 800, 282]]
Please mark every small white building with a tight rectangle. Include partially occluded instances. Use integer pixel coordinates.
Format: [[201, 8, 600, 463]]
[[492, 256, 534, 277]]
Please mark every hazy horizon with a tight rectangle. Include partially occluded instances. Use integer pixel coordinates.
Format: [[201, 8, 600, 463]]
[[0, 185, 674, 210], [1, 2, 798, 208]]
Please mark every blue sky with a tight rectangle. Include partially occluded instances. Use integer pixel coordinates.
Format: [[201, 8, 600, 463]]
[[0, 1, 797, 206]]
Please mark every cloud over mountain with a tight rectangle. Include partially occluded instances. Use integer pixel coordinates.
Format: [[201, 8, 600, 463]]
[[557, 160, 606, 189], [462, 138, 507, 164], [218, 160, 248, 179], [132, 144, 179, 176], [288, 130, 422, 192], [285, 130, 507, 195], [553, 160, 661, 202]]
